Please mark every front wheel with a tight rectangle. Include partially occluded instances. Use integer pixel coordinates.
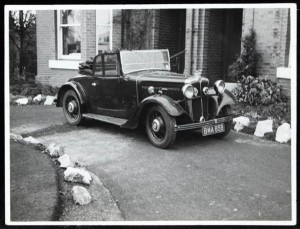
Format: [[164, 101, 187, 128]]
[[145, 105, 177, 149], [213, 106, 232, 138], [62, 90, 83, 126]]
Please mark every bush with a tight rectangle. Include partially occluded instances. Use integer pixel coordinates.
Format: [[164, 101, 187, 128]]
[[228, 28, 260, 81], [10, 80, 59, 97], [232, 75, 283, 105]]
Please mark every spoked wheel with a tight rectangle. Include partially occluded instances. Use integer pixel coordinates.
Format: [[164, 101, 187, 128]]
[[62, 90, 83, 125], [145, 105, 176, 149], [213, 106, 232, 138]]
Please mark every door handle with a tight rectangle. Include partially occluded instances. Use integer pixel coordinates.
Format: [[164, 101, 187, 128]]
[[92, 82, 96, 86]]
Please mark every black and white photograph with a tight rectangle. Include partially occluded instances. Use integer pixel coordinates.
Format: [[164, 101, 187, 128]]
[[5, 3, 296, 226]]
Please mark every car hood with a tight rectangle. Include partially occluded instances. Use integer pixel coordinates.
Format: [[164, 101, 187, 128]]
[[126, 70, 203, 85]]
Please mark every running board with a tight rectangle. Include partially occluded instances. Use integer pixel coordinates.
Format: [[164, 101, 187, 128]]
[[82, 113, 128, 126]]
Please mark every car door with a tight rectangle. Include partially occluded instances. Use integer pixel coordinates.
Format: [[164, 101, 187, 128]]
[[90, 53, 127, 118]]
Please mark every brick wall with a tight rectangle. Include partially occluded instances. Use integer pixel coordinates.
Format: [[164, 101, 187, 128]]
[[81, 11, 96, 60], [242, 8, 290, 80], [36, 10, 68, 86], [36, 10, 96, 87], [277, 78, 291, 98]]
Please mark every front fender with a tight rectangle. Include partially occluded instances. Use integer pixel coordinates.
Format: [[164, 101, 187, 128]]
[[56, 81, 87, 107], [140, 94, 185, 116], [209, 89, 237, 116], [123, 95, 185, 129]]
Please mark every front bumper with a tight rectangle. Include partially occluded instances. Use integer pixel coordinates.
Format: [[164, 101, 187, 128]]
[[174, 116, 233, 131]]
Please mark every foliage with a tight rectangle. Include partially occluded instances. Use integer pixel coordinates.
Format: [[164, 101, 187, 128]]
[[122, 10, 153, 50], [232, 75, 283, 106], [9, 10, 37, 81], [10, 79, 59, 97], [232, 101, 290, 132], [228, 28, 259, 81]]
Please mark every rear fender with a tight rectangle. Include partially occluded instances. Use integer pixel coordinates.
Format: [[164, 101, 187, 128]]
[[56, 81, 87, 107], [209, 89, 237, 116]]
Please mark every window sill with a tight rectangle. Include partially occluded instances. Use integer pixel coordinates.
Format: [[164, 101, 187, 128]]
[[276, 67, 291, 79], [49, 60, 82, 70]]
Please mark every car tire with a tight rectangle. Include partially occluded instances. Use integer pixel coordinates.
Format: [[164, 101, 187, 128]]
[[145, 105, 177, 149], [62, 90, 83, 126], [213, 106, 232, 138]]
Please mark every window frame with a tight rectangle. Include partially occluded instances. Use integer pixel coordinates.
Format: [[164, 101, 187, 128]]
[[57, 10, 82, 60], [93, 53, 120, 78], [96, 9, 113, 55]]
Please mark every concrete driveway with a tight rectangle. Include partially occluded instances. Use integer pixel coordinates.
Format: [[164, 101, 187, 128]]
[[10, 106, 292, 221]]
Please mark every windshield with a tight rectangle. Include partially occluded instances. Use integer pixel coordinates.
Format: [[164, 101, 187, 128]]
[[120, 50, 170, 74]]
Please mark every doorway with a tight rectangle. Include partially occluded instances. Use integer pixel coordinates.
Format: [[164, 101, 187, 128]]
[[157, 9, 186, 74], [221, 9, 243, 81]]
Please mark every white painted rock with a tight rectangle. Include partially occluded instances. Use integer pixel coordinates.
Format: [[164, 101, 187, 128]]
[[254, 120, 273, 137], [44, 96, 56, 105], [71, 186, 92, 205], [33, 94, 43, 102], [58, 154, 71, 168], [46, 143, 64, 158], [233, 116, 250, 131], [275, 123, 291, 143], [64, 167, 92, 185], [10, 133, 23, 141], [23, 136, 40, 144], [16, 98, 28, 105]]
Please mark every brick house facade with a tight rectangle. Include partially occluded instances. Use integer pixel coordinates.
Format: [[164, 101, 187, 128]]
[[36, 8, 291, 95]]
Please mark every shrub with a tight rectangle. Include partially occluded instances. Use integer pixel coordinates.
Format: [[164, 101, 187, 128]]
[[228, 28, 260, 81], [10, 81, 59, 97], [232, 75, 282, 105]]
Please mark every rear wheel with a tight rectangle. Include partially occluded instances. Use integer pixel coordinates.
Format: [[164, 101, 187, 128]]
[[62, 90, 83, 126], [145, 105, 177, 149], [213, 106, 232, 138]]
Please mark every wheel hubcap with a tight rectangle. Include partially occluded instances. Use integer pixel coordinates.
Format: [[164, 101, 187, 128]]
[[68, 101, 77, 113], [152, 118, 163, 133]]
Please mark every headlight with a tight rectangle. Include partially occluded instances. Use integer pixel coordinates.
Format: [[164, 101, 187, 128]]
[[214, 80, 225, 94], [182, 84, 194, 99]]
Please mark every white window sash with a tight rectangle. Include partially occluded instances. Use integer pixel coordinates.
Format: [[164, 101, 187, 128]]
[[57, 10, 82, 60], [96, 9, 113, 54]]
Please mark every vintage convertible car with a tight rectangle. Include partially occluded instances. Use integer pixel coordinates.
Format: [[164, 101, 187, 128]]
[[56, 49, 236, 148]]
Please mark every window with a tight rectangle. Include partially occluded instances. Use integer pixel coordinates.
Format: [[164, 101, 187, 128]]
[[57, 10, 82, 60], [96, 10, 112, 54], [94, 54, 118, 77], [103, 54, 118, 76], [94, 55, 103, 76]]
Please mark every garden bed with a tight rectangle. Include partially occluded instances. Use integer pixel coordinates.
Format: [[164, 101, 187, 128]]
[[10, 79, 59, 105], [231, 102, 291, 143]]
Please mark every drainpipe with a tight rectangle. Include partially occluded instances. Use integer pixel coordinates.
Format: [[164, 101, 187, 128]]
[[192, 9, 199, 74], [198, 9, 206, 74], [189, 9, 194, 75]]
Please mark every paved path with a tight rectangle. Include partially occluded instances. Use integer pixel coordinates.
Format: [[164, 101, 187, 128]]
[[10, 105, 292, 221]]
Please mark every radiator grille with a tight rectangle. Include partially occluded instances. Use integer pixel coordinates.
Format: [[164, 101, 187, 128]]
[[190, 79, 209, 122]]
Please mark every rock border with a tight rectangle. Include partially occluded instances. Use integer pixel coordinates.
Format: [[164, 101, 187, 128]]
[[232, 117, 291, 144], [10, 132, 124, 221], [10, 94, 57, 106]]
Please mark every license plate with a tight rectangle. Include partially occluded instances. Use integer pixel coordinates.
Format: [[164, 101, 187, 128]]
[[202, 123, 225, 136]]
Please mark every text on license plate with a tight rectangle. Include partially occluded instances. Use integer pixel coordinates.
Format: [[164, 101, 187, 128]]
[[202, 123, 225, 136]]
